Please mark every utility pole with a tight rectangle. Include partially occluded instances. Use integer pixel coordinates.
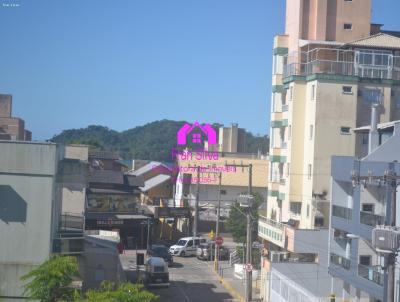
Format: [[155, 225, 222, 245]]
[[214, 172, 222, 271], [387, 172, 397, 302], [226, 162, 253, 302], [354, 169, 398, 302], [245, 164, 253, 302], [193, 166, 200, 238]]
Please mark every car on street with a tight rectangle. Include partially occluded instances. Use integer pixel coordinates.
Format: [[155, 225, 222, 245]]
[[147, 244, 173, 267], [144, 257, 170, 287], [196, 242, 230, 261], [169, 237, 206, 257]]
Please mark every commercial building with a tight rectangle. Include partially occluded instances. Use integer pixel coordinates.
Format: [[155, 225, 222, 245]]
[[260, 0, 400, 301], [84, 151, 149, 249], [0, 94, 31, 141]]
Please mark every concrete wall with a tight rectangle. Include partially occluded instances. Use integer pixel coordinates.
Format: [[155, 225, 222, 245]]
[[0, 141, 59, 298]]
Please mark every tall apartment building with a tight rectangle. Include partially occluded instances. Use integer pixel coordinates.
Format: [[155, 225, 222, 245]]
[[259, 0, 400, 301], [0, 94, 31, 141]]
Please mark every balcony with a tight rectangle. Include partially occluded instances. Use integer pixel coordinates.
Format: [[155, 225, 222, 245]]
[[332, 205, 352, 220], [60, 213, 84, 233], [53, 237, 84, 255], [283, 48, 400, 81], [360, 211, 385, 227], [330, 253, 351, 270], [358, 264, 384, 286]]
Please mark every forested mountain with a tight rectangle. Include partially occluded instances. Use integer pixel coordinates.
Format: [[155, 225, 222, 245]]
[[50, 120, 269, 162]]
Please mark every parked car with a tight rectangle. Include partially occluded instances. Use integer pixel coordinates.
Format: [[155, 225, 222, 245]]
[[144, 257, 169, 287], [147, 244, 173, 267], [196, 242, 230, 261], [169, 237, 206, 257]]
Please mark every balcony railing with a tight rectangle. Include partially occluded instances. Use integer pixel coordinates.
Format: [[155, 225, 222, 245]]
[[283, 47, 400, 81], [332, 205, 352, 220], [360, 211, 385, 227], [60, 213, 84, 232], [358, 264, 384, 286], [53, 237, 84, 255], [330, 253, 351, 270], [259, 215, 284, 231]]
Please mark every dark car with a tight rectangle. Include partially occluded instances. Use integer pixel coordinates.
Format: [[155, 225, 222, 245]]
[[147, 245, 173, 266], [196, 242, 230, 261]]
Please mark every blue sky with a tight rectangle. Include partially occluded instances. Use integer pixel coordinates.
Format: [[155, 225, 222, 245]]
[[0, 0, 399, 140]]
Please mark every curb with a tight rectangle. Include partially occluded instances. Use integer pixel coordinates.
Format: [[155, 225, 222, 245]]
[[219, 276, 245, 302], [210, 267, 245, 302]]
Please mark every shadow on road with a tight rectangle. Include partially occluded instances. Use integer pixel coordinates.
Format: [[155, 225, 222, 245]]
[[151, 280, 236, 302]]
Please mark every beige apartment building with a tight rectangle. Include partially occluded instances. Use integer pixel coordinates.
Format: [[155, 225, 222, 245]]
[[260, 1, 400, 301]]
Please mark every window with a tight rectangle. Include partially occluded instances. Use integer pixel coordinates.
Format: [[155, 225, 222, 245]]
[[290, 202, 302, 215], [359, 255, 372, 266], [288, 125, 292, 140], [220, 189, 227, 195], [308, 164, 312, 180], [311, 84, 316, 100], [289, 86, 293, 101], [362, 204, 374, 213], [309, 125, 314, 140], [344, 23, 353, 30], [343, 86, 353, 94], [362, 133, 369, 145], [187, 240, 193, 247], [341, 127, 351, 135], [194, 239, 200, 246], [307, 204, 310, 217], [344, 0, 352, 2], [287, 163, 290, 177]]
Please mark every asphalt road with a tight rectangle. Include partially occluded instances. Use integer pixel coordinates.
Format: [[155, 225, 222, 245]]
[[150, 256, 239, 302]]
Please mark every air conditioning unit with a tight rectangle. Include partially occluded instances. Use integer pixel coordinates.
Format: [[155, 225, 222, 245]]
[[372, 226, 400, 253]]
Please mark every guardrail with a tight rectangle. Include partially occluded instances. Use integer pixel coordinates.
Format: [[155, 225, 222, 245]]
[[53, 237, 84, 255], [360, 211, 385, 227], [330, 253, 351, 270], [259, 215, 285, 231], [332, 205, 352, 220], [358, 264, 384, 286], [60, 213, 84, 231]]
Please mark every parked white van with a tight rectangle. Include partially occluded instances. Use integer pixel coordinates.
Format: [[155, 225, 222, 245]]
[[169, 237, 206, 257]]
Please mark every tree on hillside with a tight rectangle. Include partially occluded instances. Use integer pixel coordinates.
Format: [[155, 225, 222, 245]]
[[74, 281, 158, 302], [21, 256, 80, 302], [50, 120, 269, 162]]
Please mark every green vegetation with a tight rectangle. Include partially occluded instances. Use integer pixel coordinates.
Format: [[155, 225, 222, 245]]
[[21, 256, 80, 302], [75, 281, 158, 302], [50, 120, 269, 162], [225, 192, 264, 268], [21, 257, 158, 302]]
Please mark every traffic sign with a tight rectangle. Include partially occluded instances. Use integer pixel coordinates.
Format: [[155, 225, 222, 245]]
[[244, 263, 253, 272], [215, 236, 224, 246]]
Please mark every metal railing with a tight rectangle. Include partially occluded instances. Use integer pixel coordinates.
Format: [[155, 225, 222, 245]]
[[53, 237, 84, 255], [259, 215, 284, 231], [59, 213, 84, 232], [330, 253, 351, 270], [283, 47, 400, 81], [332, 205, 352, 220], [360, 211, 385, 226], [358, 264, 384, 286]]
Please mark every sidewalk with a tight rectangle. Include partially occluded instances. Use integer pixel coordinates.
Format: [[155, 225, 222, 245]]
[[210, 260, 262, 302]]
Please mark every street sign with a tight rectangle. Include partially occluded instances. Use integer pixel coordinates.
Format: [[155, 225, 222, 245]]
[[215, 236, 224, 246], [244, 263, 253, 272]]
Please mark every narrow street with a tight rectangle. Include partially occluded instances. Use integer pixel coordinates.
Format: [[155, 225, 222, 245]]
[[150, 257, 239, 302]]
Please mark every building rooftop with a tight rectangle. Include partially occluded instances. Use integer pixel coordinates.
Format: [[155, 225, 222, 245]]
[[345, 33, 400, 50], [142, 174, 171, 192]]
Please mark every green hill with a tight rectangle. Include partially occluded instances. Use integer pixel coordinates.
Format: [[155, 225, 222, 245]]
[[50, 120, 269, 162]]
